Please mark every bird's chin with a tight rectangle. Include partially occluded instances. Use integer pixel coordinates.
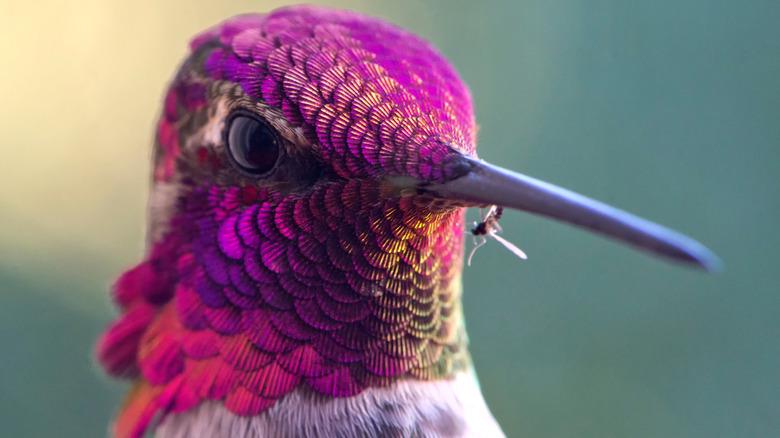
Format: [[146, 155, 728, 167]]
[[376, 176, 467, 214]]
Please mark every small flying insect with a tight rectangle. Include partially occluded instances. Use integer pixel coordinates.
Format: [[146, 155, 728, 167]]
[[467, 205, 528, 266]]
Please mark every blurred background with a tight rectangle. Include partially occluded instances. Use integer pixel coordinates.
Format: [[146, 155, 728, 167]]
[[1, 0, 778, 436]]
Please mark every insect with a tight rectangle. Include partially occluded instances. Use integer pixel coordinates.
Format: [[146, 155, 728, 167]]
[[467, 205, 528, 266]]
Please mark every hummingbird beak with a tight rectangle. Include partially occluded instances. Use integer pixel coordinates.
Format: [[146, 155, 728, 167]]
[[424, 156, 721, 271]]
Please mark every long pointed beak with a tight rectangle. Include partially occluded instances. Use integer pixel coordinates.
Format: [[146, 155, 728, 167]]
[[425, 157, 721, 271]]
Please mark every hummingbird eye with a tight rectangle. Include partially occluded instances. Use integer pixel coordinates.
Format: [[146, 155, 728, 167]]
[[225, 112, 281, 176]]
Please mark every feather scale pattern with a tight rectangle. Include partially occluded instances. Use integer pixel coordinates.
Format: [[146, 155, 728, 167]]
[[97, 6, 478, 437]]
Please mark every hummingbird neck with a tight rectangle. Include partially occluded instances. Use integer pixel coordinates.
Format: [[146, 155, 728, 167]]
[[100, 180, 472, 436]]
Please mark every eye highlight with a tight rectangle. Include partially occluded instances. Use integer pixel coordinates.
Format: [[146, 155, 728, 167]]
[[225, 112, 281, 176]]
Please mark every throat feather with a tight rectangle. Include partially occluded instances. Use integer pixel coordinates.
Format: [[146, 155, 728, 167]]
[[100, 180, 471, 436]]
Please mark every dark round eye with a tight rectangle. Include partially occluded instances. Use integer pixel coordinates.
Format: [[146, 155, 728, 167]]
[[226, 113, 281, 176]]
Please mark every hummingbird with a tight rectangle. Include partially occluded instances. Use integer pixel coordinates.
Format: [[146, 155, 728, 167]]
[[97, 6, 719, 437]]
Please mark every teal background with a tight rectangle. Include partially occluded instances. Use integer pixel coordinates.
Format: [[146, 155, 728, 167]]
[[1, 1, 777, 436]]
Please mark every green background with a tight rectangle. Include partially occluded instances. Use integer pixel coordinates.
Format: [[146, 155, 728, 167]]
[[1, 1, 777, 436]]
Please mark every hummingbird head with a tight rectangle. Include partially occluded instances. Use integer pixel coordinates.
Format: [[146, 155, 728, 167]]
[[99, 6, 719, 437], [103, 8, 481, 431]]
